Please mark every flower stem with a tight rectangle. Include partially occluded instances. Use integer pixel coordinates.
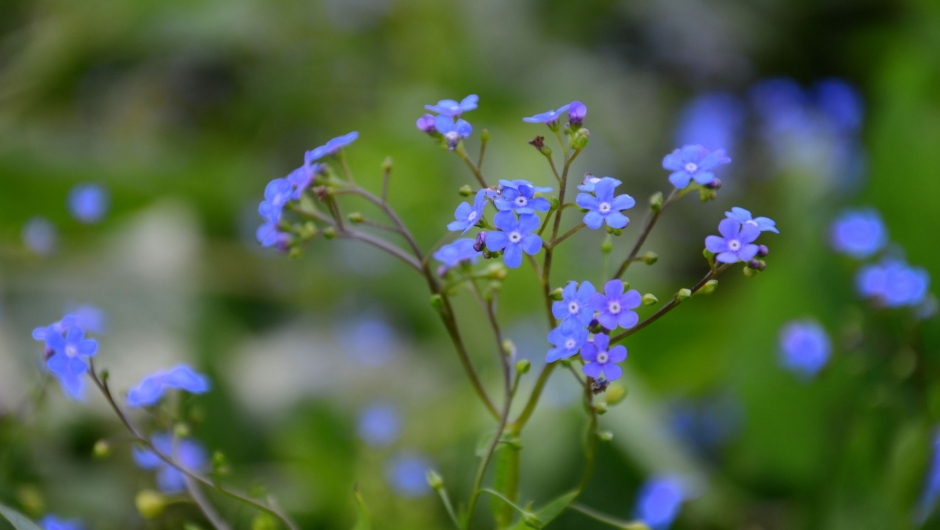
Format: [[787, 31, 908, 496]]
[[550, 223, 586, 249], [456, 144, 488, 188], [613, 187, 679, 279], [569, 503, 648, 529]]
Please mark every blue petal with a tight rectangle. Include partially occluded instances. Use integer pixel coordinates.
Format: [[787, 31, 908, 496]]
[[583, 211, 604, 230], [503, 244, 523, 268], [485, 231, 509, 251]]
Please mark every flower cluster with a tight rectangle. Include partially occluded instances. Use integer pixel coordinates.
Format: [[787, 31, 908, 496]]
[[127, 364, 211, 408], [417, 94, 477, 149], [32, 313, 100, 400], [133, 433, 208, 493]]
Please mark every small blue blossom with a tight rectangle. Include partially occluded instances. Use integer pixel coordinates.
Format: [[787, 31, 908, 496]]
[[725, 207, 779, 234], [705, 218, 760, 264], [357, 402, 401, 448], [127, 365, 211, 408], [546, 316, 589, 363], [386, 452, 434, 497], [662, 145, 731, 188], [778, 320, 831, 379], [22, 217, 57, 256], [306, 131, 359, 161], [39, 515, 84, 530], [448, 189, 488, 234], [498, 179, 552, 194], [485, 211, 542, 269], [425, 95, 478, 118], [576, 177, 635, 230], [675, 92, 746, 154], [633, 476, 686, 530], [434, 115, 472, 150], [523, 104, 571, 125], [577, 174, 621, 193], [286, 153, 324, 201], [568, 101, 587, 126], [133, 433, 208, 494], [580, 334, 627, 381], [70, 305, 107, 334], [68, 183, 110, 224], [915, 429, 940, 524], [433, 239, 482, 270], [590, 280, 641, 331], [33, 315, 98, 400], [494, 183, 551, 215], [815, 78, 864, 134], [830, 208, 887, 259], [552, 281, 597, 325], [857, 259, 930, 308], [416, 113, 437, 133], [256, 178, 293, 249]]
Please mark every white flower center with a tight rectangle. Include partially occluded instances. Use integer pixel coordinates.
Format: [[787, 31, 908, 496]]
[[467, 211, 478, 222], [445, 131, 460, 143], [565, 339, 576, 349], [65, 345, 77, 357], [589, 177, 600, 184], [685, 162, 698, 173], [728, 239, 741, 251], [514, 196, 528, 207], [509, 231, 522, 244], [596, 352, 609, 364], [608, 301, 621, 314], [568, 302, 580, 314], [598, 202, 611, 214]]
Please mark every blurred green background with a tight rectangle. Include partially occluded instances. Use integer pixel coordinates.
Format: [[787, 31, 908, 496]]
[[2, 0, 940, 528]]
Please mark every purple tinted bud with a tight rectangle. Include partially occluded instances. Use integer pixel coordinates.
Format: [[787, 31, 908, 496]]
[[757, 245, 769, 257], [416, 114, 437, 134], [705, 178, 722, 190], [436, 265, 448, 276], [568, 100, 587, 126], [473, 232, 486, 252], [747, 259, 761, 269]]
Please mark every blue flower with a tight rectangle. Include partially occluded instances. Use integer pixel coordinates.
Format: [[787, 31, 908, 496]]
[[127, 365, 211, 408], [133, 433, 208, 494], [386, 452, 434, 498], [425, 95, 478, 118], [39, 515, 84, 530], [830, 208, 887, 259], [778, 320, 831, 379], [725, 207, 779, 234], [433, 239, 482, 270], [33, 315, 98, 400], [546, 316, 589, 362], [494, 183, 551, 215], [498, 179, 552, 194], [705, 218, 760, 264], [915, 429, 940, 525], [306, 131, 359, 161], [633, 476, 686, 530], [523, 104, 571, 125], [675, 92, 745, 155], [568, 101, 587, 126], [576, 177, 635, 230], [416, 113, 437, 133], [857, 259, 930, 308], [448, 189, 488, 234], [357, 402, 401, 448], [257, 178, 293, 249], [70, 305, 107, 334], [286, 153, 323, 201], [22, 217, 57, 256], [662, 145, 730, 188], [814, 78, 864, 134], [552, 281, 597, 325], [590, 280, 641, 331], [434, 115, 472, 150], [485, 211, 542, 268], [580, 334, 627, 381], [577, 174, 620, 193], [68, 183, 110, 224]]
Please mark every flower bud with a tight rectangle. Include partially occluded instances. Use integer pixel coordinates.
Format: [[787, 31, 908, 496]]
[[480, 128, 491, 142], [699, 188, 717, 202], [598, 431, 614, 442], [348, 212, 364, 223], [515, 359, 531, 374], [676, 288, 692, 302], [757, 244, 769, 257], [212, 451, 230, 476], [549, 197, 560, 210], [605, 384, 628, 405], [550, 287, 565, 301], [743, 266, 756, 278], [522, 512, 544, 529], [17, 486, 45, 516], [650, 191, 664, 211], [568, 101, 587, 128], [699, 279, 718, 295], [642, 251, 658, 265], [252, 513, 279, 530], [382, 156, 394, 172], [703, 248, 715, 260], [642, 293, 658, 306], [322, 226, 337, 240], [756, 259, 767, 271], [173, 423, 190, 438], [502, 339, 516, 358], [594, 401, 609, 415], [487, 262, 508, 280], [100, 370, 110, 383], [611, 228, 623, 236], [426, 470, 444, 491], [474, 231, 487, 252], [459, 185, 473, 197], [416, 114, 436, 134], [430, 294, 444, 311], [601, 235, 613, 254], [622, 281, 631, 290], [560, 357, 572, 368], [136, 490, 166, 520], [93, 440, 111, 459], [704, 177, 722, 190], [571, 128, 590, 149]]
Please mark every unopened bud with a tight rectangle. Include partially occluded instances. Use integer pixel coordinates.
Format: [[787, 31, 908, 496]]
[[601, 235, 613, 254], [322, 226, 337, 240], [550, 287, 564, 301], [605, 384, 628, 405], [571, 128, 590, 149], [382, 156, 394, 173], [136, 490, 166, 520], [173, 423, 190, 438], [594, 401, 609, 415], [515, 359, 531, 374], [522, 512, 544, 529], [756, 259, 767, 271], [676, 288, 692, 302], [610, 228, 623, 237], [348, 212, 364, 223], [549, 197, 560, 210], [426, 470, 444, 491], [487, 262, 507, 280], [705, 177, 722, 190], [699, 188, 717, 202], [430, 294, 443, 311], [642, 251, 658, 265], [416, 114, 437, 134], [699, 279, 718, 295], [474, 231, 487, 252], [100, 370, 109, 383], [598, 431, 614, 442], [650, 192, 664, 211], [93, 440, 111, 459], [703, 248, 715, 260], [459, 185, 473, 197], [480, 128, 491, 142], [757, 244, 769, 257], [743, 266, 756, 278], [212, 451, 229, 475], [251, 513, 279, 530], [642, 293, 658, 306]]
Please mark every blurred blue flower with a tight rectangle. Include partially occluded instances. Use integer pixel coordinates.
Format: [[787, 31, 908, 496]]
[[257, 178, 293, 249], [133, 433, 208, 494], [577, 174, 620, 193], [705, 218, 760, 264], [523, 104, 571, 125], [286, 154, 323, 201], [576, 177, 635, 230], [433, 238, 481, 270], [830, 209, 887, 259], [814, 78, 864, 134], [725, 207, 779, 234], [857, 259, 930, 308], [546, 316, 589, 363], [385, 452, 434, 497], [307, 131, 359, 161], [448, 189, 488, 234], [580, 334, 627, 382], [568, 101, 587, 126], [674, 92, 745, 154], [662, 145, 730, 188], [552, 281, 597, 325], [425, 95, 478, 118], [127, 365, 211, 408], [494, 183, 551, 215], [633, 476, 686, 530], [68, 183, 110, 224], [345, 315, 400, 367], [33, 314, 98, 400], [416, 113, 436, 133], [590, 280, 641, 331], [498, 179, 552, 194], [485, 211, 542, 269], [69, 305, 107, 334], [434, 115, 472, 150], [668, 396, 742, 455], [357, 402, 401, 448], [22, 217, 57, 256], [915, 429, 940, 524], [778, 320, 831, 379], [39, 515, 83, 530]]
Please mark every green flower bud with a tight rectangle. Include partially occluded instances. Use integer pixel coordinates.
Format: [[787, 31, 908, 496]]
[[522, 512, 544, 529], [251, 513, 279, 530], [610, 228, 623, 236], [17, 486, 45, 516], [100, 370, 110, 383], [426, 470, 444, 491], [605, 384, 628, 405], [699, 279, 718, 295], [516, 359, 531, 374], [561, 357, 572, 368], [641, 251, 658, 265], [212, 451, 230, 476], [173, 423, 190, 438], [136, 490, 166, 520], [550, 287, 565, 301], [622, 281, 630, 290], [288, 247, 302, 259], [650, 191, 664, 211], [571, 128, 590, 149], [699, 187, 717, 202], [549, 197, 560, 210], [430, 294, 444, 311], [594, 401, 609, 415], [601, 234, 614, 254], [743, 266, 756, 278], [642, 293, 658, 306], [458, 185, 473, 197], [348, 212, 364, 223], [487, 262, 508, 281], [322, 226, 337, 240], [381, 156, 393, 173], [502, 339, 516, 357], [676, 288, 692, 302], [93, 440, 111, 459], [598, 431, 614, 442], [703, 248, 715, 260], [480, 128, 491, 142]]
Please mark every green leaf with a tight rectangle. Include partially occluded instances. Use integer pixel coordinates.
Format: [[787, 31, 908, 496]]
[[351, 487, 371, 530], [0, 502, 43, 530], [508, 491, 578, 530]]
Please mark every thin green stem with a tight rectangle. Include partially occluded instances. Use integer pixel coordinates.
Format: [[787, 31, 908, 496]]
[[337, 153, 357, 185], [570, 503, 648, 529], [456, 144, 488, 188], [479, 489, 531, 519], [550, 223, 586, 249], [435, 487, 462, 529], [613, 188, 679, 279], [184, 477, 232, 530], [478, 133, 489, 169]]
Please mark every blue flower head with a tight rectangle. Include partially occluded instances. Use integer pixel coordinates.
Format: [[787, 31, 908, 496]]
[[416, 113, 436, 133], [68, 183, 110, 224], [705, 218, 760, 264], [133, 433, 208, 494], [915, 429, 940, 525], [580, 334, 627, 382], [23, 217, 57, 256], [577, 174, 621, 193], [127, 364, 211, 408], [33, 314, 97, 400], [70, 305, 107, 335], [675, 92, 745, 154], [498, 179, 552, 194], [306, 131, 359, 162], [357, 402, 401, 448], [814, 78, 864, 134], [576, 177, 635, 230], [778, 320, 831, 379], [494, 183, 551, 215], [39, 515, 84, 530], [523, 104, 571, 126], [633, 476, 686, 530], [256, 177, 294, 250], [857, 259, 930, 308], [286, 153, 324, 201], [662, 145, 731, 188], [485, 211, 542, 268], [433, 239, 482, 271], [425, 95, 478, 118], [448, 189, 488, 234], [568, 101, 587, 127], [546, 316, 589, 362], [552, 281, 597, 325], [590, 280, 641, 331], [386, 452, 434, 498], [434, 115, 472, 150], [830, 208, 887, 259], [725, 207, 779, 234]]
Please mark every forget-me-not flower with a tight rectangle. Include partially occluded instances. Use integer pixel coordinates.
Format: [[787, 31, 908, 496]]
[[552, 281, 597, 325], [725, 207, 779, 234], [425, 95, 478, 118], [416, 113, 437, 133], [577, 174, 621, 193], [256, 178, 293, 248], [705, 218, 760, 264], [494, 183, 551, 215], [357, 402, 401, 448], [127, 365, 211, 408], [498, 179, 552, 194], [307, 131, 359, 161], [34, 315, 98, 400], [433, 239, 482, 270], [576, 177, 635, 230], [68, 183, 110, 224], [286, 153, 323, 201], [590, 280, 641, 331], [523, 104, 571, 126], [39, 515, 84, 530], [386, 452, 434, 498], [633, 476, 686, 530], [133, 433, 208, 494], [675, 92, 746, 155], [485, 211, 542, 269], [830, 208, 887, 259], [546, 316, 589, 362], [448, 189, 488, 234], [778, 320, 831, 379], [662, 145, 730, 188], [580, 334, 627, 382], [568, 101, 587, 126], [857, 259, 930, 308], [434, 115, 472, 150], [23, 217, 57, 256]]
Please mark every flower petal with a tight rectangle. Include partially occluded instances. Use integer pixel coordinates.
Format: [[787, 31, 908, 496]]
[[611, 194, 636, 211], [582, 362, 604, 379], [503, 244, 523, 268], [602, 363, 623, 381], [608, 345, 628, 363], [718, 218, 741, 240], [583, 211, 605, 230], [521, 234, 543, 255], [605, 279, 624, 298], [669, 171, 692, 188], [605, 212, 629, 229], [576, 193, 599, 210], [618, 311, 639, 329], [705, 235, 729, 253], [485, 231, 508, 251]]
